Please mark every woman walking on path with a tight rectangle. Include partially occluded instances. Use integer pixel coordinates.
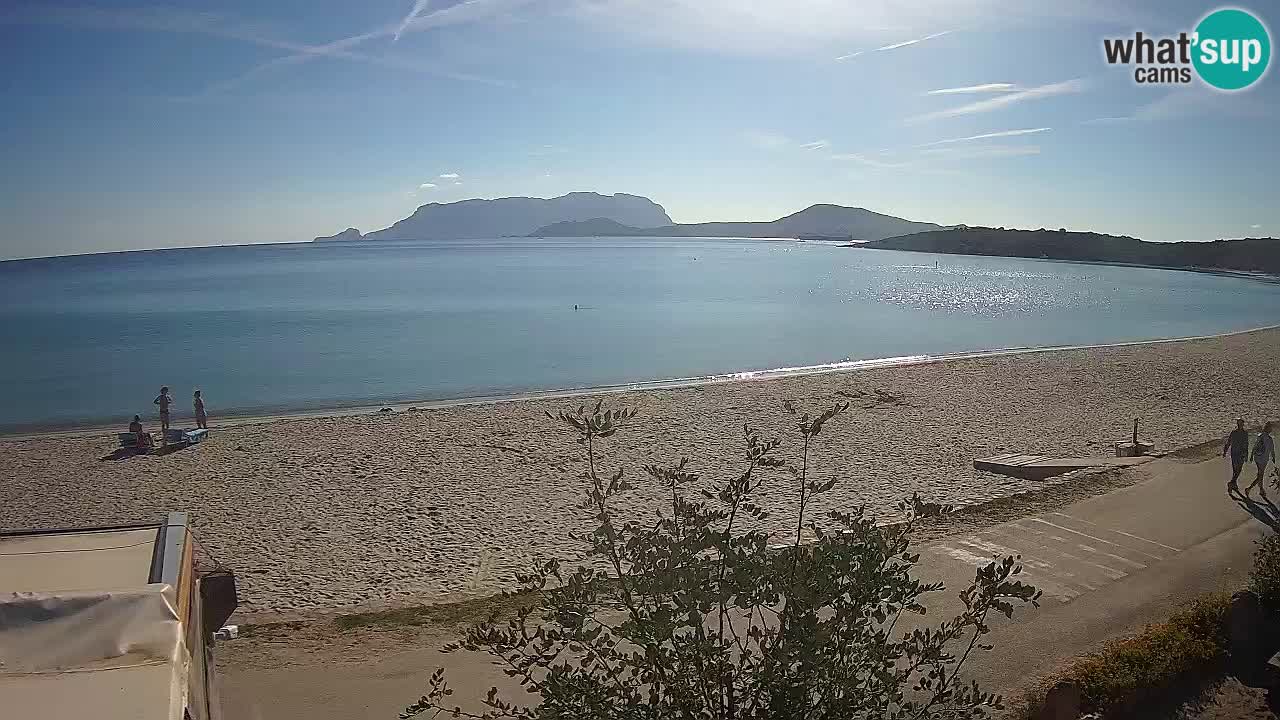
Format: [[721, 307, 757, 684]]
[[1248, 422, 1276, 494], [194, 390, 208, 430]]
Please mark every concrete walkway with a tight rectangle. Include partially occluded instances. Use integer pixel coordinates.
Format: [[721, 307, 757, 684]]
[[914, 454, 1268, 695], [219, 455, 1270, 719]]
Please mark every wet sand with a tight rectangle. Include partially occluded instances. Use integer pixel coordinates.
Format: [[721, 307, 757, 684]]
[[2, 328, 1278, 617]]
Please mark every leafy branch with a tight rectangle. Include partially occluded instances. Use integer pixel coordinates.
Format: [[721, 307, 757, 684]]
[[403, 399, 1041, 720]]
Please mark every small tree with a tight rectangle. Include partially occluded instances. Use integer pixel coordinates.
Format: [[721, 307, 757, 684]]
[[1250, 533, 1280, 613], [403, 401, 1040, 720]]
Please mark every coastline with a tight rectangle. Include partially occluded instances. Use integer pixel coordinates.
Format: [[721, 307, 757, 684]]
[[3, 325, 1279, 617], [6, 322, 1278, 441], [849, 244, 1280, 284]]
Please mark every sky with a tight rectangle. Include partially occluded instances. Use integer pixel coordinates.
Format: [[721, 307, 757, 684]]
[[1, 0, 1277, 260]]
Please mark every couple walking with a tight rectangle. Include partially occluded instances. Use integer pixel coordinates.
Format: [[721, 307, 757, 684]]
[[1224, 419, 1276, 494]]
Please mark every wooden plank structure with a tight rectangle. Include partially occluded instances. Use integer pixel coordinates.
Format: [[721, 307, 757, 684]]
[[973, 453, 1152, 481]]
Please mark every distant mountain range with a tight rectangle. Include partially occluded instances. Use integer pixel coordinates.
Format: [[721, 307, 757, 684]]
[[314, 228, 362, 242], [530, 204, 947, 241], [314, 192, 672, 242], [314, 193, 944, 243], [861, 227, 1280, 275], [313, 192, 1277, 277]]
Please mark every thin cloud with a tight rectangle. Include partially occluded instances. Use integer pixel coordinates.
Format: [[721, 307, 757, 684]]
[[799, 140, 830, 150], [877, 30, 952, 50], [921, 144, 1041, 159], [1083, 88, 1273, 126], [911, 79, 1085, 121], [571, 2, 1155, 55], [1253, 224, 1264, 229], [915, 127, 1052, 147], [198, 27, 508, 97], [190, 29, 386, 96], [1133, 88, 1272, 122], [830, 151, 972, 178], [837, 30, 951, 61], [830, 153, 912, 169], [22, 4, 518, 97], [926, 83, 1018, 95], [419, 183, 437, 189], [439, 172, 461, 179], [394, 0, 431, 42]]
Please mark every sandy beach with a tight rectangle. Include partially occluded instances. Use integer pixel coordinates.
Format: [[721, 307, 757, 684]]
[[3, 328, 1279, 618]]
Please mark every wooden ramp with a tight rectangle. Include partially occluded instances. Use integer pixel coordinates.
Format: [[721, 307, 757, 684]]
[[973, 453, 1152, 481]]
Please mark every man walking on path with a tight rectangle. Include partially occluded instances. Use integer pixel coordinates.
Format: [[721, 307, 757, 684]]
[[1247, 422, 1276, 495], [1225, 419, 1251, 489]]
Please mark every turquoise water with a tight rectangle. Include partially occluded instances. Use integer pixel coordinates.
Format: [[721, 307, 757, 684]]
[[1, 238, 1277, 432]]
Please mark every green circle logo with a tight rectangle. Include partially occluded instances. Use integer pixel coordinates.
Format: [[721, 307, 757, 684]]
[[1193, 8, 1271, 90]]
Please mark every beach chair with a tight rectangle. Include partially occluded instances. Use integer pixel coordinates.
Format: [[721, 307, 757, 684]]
[[164, 428, 210, 446], [114, 432, 155, 455], [117, 432, 151, 448]]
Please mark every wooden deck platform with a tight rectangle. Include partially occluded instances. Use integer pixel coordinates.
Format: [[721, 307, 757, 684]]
[[973, 453, 1152, 481]]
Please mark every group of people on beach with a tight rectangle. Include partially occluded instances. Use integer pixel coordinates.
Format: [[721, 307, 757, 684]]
[[127, 386, 208, 448], [1224, 419, 1277, 494]]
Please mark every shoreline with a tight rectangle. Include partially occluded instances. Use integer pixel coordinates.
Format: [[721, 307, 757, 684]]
[[850, 245, 1280, 284], [7, 322, 1278, 441], [4, 325, 1278, 616]]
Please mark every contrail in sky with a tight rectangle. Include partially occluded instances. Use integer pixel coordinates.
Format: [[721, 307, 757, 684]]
[[394, 0, 431, 41]]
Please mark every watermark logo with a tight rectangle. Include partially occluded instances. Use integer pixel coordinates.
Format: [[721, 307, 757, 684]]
[[1194, 8, 1271, 89], [1103, 7, 1271, 91]]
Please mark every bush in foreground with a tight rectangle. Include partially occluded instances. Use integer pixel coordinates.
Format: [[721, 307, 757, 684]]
[[403, 401, 1040, 720], [1250, 533, 1280, 613], [1022, 594, 1231, 718]]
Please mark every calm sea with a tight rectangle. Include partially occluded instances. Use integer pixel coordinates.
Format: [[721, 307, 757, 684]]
[[2, 237, 1277, 433]]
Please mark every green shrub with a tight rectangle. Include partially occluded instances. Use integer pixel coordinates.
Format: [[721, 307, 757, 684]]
[[1250, 534, 1280, 613], [402, 401, 1041, 720], [1027, 594, 1230, 717]]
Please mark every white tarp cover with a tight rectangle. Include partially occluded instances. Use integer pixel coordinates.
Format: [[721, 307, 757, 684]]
[[0, 584, 189, 720], [0, 527, 159, 593]]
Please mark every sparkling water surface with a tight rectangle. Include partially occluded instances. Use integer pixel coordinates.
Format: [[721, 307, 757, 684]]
[[1, 237, 1276, 431]]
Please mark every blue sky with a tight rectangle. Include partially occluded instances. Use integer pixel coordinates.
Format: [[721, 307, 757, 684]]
[[1, 0, 1277, 259]]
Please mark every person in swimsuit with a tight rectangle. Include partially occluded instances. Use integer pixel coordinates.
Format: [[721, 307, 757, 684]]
[[153, 386, 173, 442], [194, 390, 208, 430], [128, 415, 153, 449]]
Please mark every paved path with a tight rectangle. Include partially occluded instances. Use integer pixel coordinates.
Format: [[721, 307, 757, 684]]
[[219, 455, 1271, 719], [912, 454, 1268, 695]]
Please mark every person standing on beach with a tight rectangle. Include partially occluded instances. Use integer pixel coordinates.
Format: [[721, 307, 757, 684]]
[[1224, 419, 1251, 488], [153, 386, 173, 442], [194, 390, 208, 430], [1247, 422, 1276, 494]]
